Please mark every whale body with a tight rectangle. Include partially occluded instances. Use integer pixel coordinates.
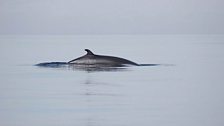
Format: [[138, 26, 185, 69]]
[[68, 49, 139, 67], [36, 49, 160, 71]]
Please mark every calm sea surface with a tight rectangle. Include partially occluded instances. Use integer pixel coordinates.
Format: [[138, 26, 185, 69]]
[[0, 35, 224, 126]]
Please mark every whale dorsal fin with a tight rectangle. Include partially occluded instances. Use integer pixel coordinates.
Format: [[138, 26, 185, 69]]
[[85, 49, 94, 55]]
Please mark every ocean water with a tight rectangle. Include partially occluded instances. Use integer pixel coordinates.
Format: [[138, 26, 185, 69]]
[[0, 35, 224, 126]]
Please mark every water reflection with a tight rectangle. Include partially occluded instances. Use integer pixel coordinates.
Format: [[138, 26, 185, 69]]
[[69, 65, 128, 72], [82, 75, 122, 96], [35, 62, 160, 72], [81, 75, 122, 126], [36, 62, 128, 72], [36, 62, 68, 67]]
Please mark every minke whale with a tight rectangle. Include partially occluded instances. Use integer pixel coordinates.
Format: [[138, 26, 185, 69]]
[[36, 49, 159, 71], [68, 49, 139, 67]]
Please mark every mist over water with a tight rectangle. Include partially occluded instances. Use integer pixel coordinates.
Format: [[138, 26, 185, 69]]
[[1, 0, 224, 34], [0, 35, 224, 126]]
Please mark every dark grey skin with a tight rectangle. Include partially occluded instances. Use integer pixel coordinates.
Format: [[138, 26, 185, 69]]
[[68, 49, 139, 67]]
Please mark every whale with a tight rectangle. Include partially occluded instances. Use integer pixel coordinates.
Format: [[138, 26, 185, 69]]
[[36, 49, 160, 71], [68, 49, 139, 67]]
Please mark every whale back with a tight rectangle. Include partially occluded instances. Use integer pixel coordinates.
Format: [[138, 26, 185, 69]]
[[68, 49, 139, 66]]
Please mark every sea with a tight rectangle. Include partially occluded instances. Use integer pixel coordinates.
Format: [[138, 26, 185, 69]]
[[0, 35, 224, 126]]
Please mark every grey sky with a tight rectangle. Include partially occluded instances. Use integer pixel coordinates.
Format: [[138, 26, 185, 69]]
[[0, 0, 224, 34]]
